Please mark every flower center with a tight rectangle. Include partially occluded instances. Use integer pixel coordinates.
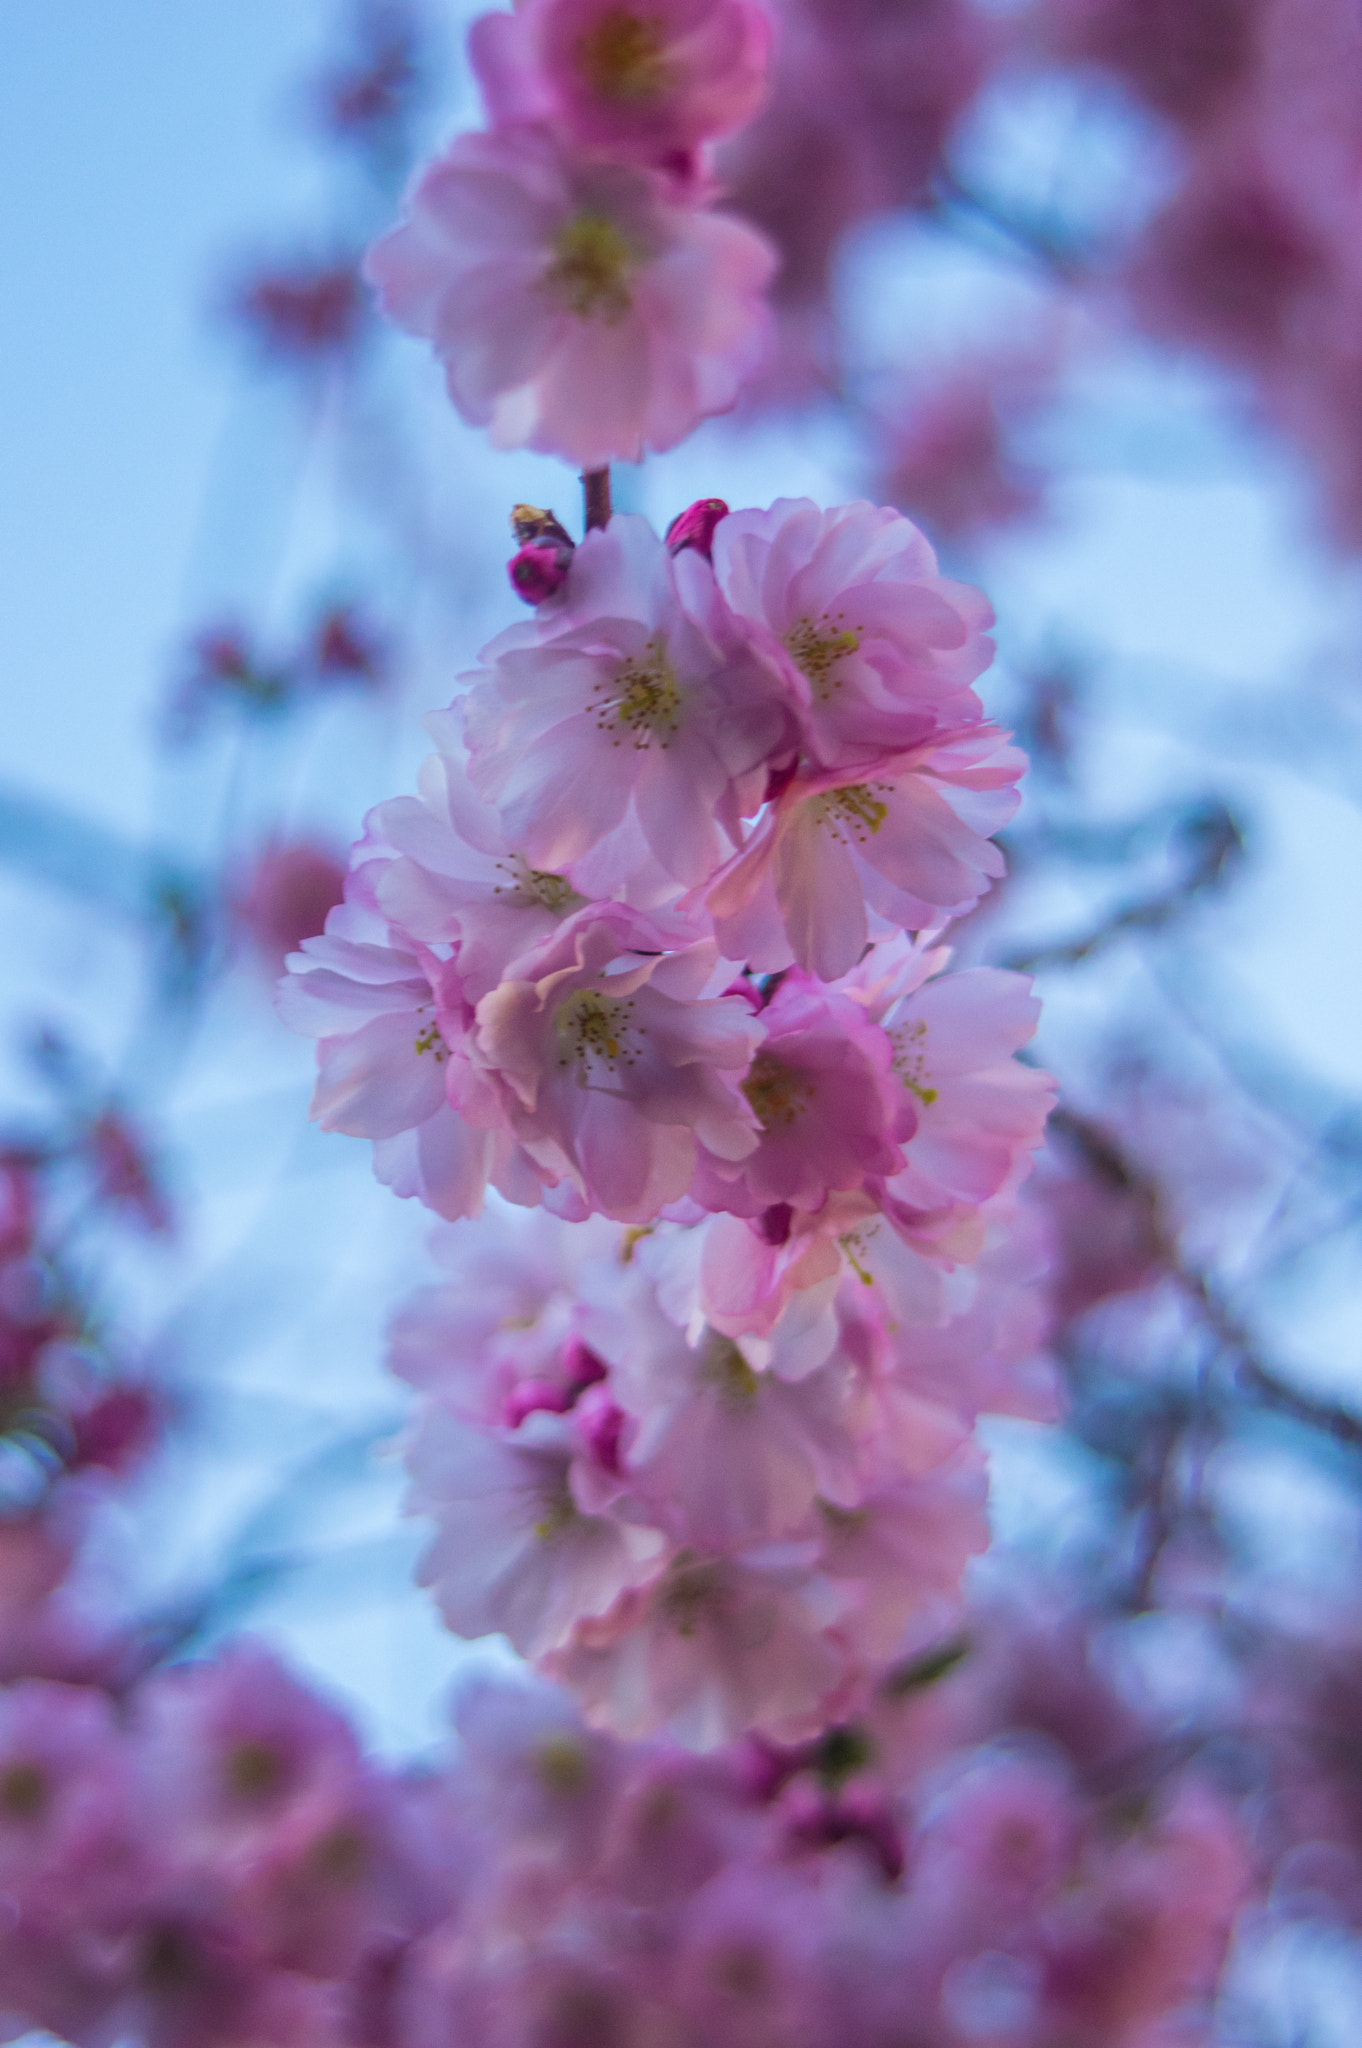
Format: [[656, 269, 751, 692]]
[[536, 1735, 591, 1795], [814, 783, 891, 845], [659, 1553, 722, 1637], [413, 1007, 449, 1061], [783, 614, 861, 701], [556, 989, 640, 1079], [532, 1472, 579, 1542], [742, 1051, 814, 1129], [574, 9, 670, 104], [543, 211, 636, 321], [493, 856, 584, 916], [595, 639, 683, 747], [891, 1019, 938, 1105], [698, 1329, 760, 1406], [0, 1761, 47, 1820]]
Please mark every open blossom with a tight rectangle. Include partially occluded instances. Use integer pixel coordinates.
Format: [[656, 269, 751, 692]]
[[470, 0, 772, 164], [463, 513, 793, 891], [365, 124, 777, 468], [473, 904, 763, 1223], [408, 1405, 666, 1659], [581, 1266, 865, 1548], [711, 497, 997, 767], [545, 1546, 852, 1747], [276, 862, 543, 1221], [844, 934, 1055, 1217], [691, 971, 913, 1218], [702, 728, 1024, 982]]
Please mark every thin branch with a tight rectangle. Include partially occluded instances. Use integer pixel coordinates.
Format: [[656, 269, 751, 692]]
[[582, 466, 612, 532]]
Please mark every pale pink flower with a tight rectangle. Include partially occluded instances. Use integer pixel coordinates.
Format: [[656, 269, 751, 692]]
[[691, 971, 913, 1218], [462, 513, 794, 891], [545, 1546, 852, 1747], [473, 904, 763, 1223], [1036, 1780, 1249, 2045], [277, 865, 543, 1221], [711, 496, 996, 766], [0, 1682, 150, 2045], [365, 124, 777, 468], [133, 1648, 406, 1983], [364, 749, 602, 1002], [388, 1208, 619, 1424], [470, 0, 772, 162], [581, 1268, 865, 1548], [407, 1405, 666, 1659], [844, 935, 1054, 1214], [810, 1444, 989, 1663], [702, 728, 1024, 981]]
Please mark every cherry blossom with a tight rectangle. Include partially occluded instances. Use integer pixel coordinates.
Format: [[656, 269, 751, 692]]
[[470, 0, 772, 165], [711, 496, 997, 766], [462, 512, 793, 890], [702, 728, 1024, 981], [365, 123, 777, 468], [472, 903, 763, 1223]]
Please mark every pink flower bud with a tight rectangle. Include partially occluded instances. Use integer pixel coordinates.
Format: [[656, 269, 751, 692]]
[[509, 540, 572, 604], [665, 497, 729, 558]]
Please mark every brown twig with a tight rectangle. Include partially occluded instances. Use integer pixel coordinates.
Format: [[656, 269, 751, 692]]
[[582, 466, 612, 533]]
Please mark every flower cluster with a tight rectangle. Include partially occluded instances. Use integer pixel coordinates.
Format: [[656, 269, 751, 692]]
[[282, 492, 1050, 1739], [365, 0, 780, 466], [0, 1619, 1250, 2048]]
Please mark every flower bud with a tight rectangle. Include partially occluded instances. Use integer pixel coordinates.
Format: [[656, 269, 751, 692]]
[[665, 497, 729, 559], [510, 539, 572, 604]]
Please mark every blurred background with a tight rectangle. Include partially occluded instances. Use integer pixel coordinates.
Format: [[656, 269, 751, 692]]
[[7, 1, 1362, 2037]]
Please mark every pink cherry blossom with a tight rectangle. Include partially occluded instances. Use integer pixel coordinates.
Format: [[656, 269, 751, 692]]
[[844, 935, 1055, 1214], [581, 1268, 865, 1548], [407, 1405, 666, 1658], [711, 496, 996, 766], [365, 123, 777, 468], [472, 904, 763, 1223], [277, 858, 545, 1221], [545, 1545, 853, 1747], [462, 512, 794, 890], [702, 727, 1024, 982], [691, 970, 913, 1218], [469, 0, 772, 163]]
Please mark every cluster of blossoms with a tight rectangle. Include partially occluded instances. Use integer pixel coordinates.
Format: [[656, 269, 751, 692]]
[[282, 487, 1052, 1738], [366, 0, 780, 464], [0, 1613, 1250, 2048]]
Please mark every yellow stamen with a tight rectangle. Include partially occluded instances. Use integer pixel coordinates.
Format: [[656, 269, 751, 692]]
[[543, 211, 635, 321], [742, 1051, 814, 1129], [784, 614, 862, 700], [574, 10, 670, 104]]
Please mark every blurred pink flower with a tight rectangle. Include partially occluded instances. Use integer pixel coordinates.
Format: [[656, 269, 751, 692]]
[[233, 842, 348, 973], [365, 124, 776, 467], [470, 0, 771, 165], [882, 362, 1051, 546]]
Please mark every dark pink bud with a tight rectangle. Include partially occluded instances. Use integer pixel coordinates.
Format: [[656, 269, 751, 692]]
[[757, 1202, 793, 1247], [509, 541, 571, 605], [665, 497, 729, 559]]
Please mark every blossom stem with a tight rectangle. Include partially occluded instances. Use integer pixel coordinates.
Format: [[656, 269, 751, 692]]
[[582, 466, 612, 533]]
